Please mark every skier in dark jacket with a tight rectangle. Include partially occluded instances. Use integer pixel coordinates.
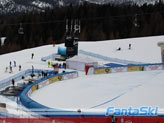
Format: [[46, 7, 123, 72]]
[[31, 53, 34, 59], [129, 44, 131, 50], [19, 65, 21, 71]]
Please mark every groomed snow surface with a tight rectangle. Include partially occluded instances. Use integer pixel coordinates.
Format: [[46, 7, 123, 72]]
[[31, 70, 164, 110], [1, 35, 164, 115]]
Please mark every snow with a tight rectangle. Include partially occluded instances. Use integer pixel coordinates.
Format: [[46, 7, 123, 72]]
[[31, 0, 52, 8], [1, 35, 164, 115], [79, 36, 162, 63], [31, 70, 164, 109]]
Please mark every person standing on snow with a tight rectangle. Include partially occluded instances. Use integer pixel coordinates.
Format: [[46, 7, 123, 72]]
[[5, 67, 8, 72], [129, 44, 131, 50], [51, 62, 53, 68], [19, 65, 21, 71], [14, 61, 16, 67], [31, 53, 34, 59], [48, 61, 50, 68], [9, 61, 12, 67], [11, 79, 15, 86], [9, 66, 13, 73], [32, 65, 34, 73]]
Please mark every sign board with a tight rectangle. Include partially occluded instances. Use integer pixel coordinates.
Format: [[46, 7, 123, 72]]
[[38, 80, 50, 89], [94, 68, 110, 74], [111, 67, 128, 73], [144, 65, 163, 71]]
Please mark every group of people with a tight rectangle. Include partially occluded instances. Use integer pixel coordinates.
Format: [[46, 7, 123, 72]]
[[7, 52, 67, 87], [5, 61, 22, 73], [5, 52, 35, 73], [48, 61, 66, 69], [117, 44, 132, 51]]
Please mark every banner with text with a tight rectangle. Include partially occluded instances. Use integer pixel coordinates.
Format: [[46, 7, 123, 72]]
[[49, 76, 63, 84], [111, 67, 128, 73], [94, 68, 111, 74], [144, 65, 163, 71]]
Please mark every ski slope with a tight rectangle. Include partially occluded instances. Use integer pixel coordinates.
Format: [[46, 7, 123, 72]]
[[30, 70, 164, 109], [30, 36, 164, 111], [1, 35, 164, 115]]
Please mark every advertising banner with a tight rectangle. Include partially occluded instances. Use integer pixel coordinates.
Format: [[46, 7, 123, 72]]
[[38, 80, 50, 89], [49, 76, 63, 84], [144, 65, 163, 71], [128, 66, 141, 72], [111, 67, 128, 73], [63, 73, 78, 80], [31, 84, 38, 92], [94, 68, 110, 74]]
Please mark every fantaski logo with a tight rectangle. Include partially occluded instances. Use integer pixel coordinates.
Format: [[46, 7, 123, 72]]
[[105, 106, 158, 116]]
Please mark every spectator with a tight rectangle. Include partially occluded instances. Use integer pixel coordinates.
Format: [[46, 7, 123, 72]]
[[5, 67, 8, 72], [59, 64, 61, 68], [111, 114, 117, 123], [14, 61, 16, 67], [48, 61, 50, 68], [22, 76, 25, 80], [63, 63, 66, 69], [19, 65, 21, 71], [11, 79, 15, 86], [41, 71, 44, 77], [129, 44, 131, 50], [31, 53, 34, 59], [32, 65, 34, 73], [9, 61, 12, 67], [51, 62, 53, 67], [9, 66, 12, 73]]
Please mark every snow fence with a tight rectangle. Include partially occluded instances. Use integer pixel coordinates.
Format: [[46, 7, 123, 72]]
[[0, 69, 52, 90], [20, 71, 83, 117], [41, 53, 58, 62], [94, 63, 164, 74]]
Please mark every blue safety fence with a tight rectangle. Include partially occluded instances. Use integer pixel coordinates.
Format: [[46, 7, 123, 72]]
[[105, 63, 125, 67], [0, 112, 19, 118], [79, 50, 146, 65], [94, 63, 164, 75], [19, 71, 88, 117], [0, 69, 53, 90], [41, 53, 57, 62], [96, 63, 164, 70]]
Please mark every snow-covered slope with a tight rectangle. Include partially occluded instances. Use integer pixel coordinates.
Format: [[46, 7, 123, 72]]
[[28, 36, 164, 110], [1, 35, 164, 115]]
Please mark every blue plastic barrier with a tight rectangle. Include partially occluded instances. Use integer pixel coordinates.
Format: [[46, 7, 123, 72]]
[[94, 63, 164, 73], [105, 63, 125, 67], [19, 71, 81, 117], [41, 53, 57, 62], [0, 69, 53, 90]]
